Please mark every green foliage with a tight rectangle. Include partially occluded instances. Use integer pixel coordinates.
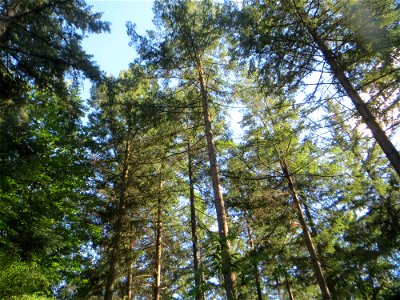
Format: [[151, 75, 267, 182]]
[[0, 0, 110, 102], [1, 1, 399, 299], [0, 253, 53, 299]]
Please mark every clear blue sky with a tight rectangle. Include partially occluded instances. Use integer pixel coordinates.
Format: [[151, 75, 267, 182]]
[[83, 0, 155, 76]]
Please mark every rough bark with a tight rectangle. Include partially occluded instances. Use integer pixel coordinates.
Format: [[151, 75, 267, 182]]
[[188, 142, 203, 300], [292, 2, 400, 177], [279, 158, 332, 300], [197, 60, 238, 299]]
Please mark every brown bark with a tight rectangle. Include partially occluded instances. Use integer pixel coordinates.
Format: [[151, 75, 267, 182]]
[[153, 179, 163, 300], [188, 142, 203, 300], [127, 247, 134, 300], [279, 158, 332, 300], [104, 138, 131, 300], [284, 273, 295, 300], [127, 224, 135, 300], [303, 202, 338, 300], [197, 60, 238, 299], [291, 2, 400, 177]]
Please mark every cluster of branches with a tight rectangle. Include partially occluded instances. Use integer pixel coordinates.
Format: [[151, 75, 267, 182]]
[[0, 1, 399, 300]]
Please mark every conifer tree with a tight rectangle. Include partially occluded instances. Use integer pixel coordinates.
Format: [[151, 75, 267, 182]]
[[231, 0, 400, 176], [128, 1, 238, 298]]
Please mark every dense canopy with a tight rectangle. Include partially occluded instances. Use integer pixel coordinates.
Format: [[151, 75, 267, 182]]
[[0, 1, 399, 299]]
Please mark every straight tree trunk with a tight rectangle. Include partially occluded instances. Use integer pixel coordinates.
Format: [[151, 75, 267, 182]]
[[153, 179, 163, 300], [104, 137, 131, 300], [303, 202, 338, 300], [196, 60, 238, 300], [284, 273, 295, 300], [127, 223, 135, 300], [292, 3, 400, 177], [244, 216, 263, 300], [188, 142, 203, 300], [279, 158, 332, 300], [127, 245, 134, 300], [276, 277, 282, 300]]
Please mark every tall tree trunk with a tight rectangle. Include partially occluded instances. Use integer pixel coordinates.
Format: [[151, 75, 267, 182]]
[[104, 138, 131, 300], [291, 2, 400, 177], [153, 179, 163, 300], [276, 277, 282, 300], [127, 245, 134, 300], [303, 202, 338, 300], [244, 216, 263, 300], [127, 222, 135, 300], [279, 158, 332, 300], [197, 60, 238, 300], [284, 273, 295, 300], [188, 142, 203, 300]]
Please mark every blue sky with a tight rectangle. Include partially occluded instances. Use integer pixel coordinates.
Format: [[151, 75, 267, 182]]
[[83, 0, 155, 76], [80, 1, 155, 99], [80, 0, 243, 137]]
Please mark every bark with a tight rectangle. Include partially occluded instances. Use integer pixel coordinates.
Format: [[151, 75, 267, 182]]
[[284, 273, 295, 300], [153, 179, 163, 300], [127, 245, 134, 300], [303, 202, 338, 300], [292, 3, 400, 177], [188, 142, 203, 300], [244, 216, 263, 300], [104, 137, 131, 300], [279, 158, 332, 300], [197, 60, 238, 299], [127, 224, 135, 300], [276, 277, 282, 300]]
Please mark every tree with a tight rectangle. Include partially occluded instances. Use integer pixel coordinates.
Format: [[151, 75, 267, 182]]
[[128, 1, 238, 298], [88, 66, 163, 299], [231, 0, 400, 176], [0, 86, 97, 298], [0, 0, 109, 103], [225, 75, 335, 298], [314, 99, 400, 299]]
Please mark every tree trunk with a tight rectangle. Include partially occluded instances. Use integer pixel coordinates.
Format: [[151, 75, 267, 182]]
[[244, 216, 263, 300], [279, 158, 332, 300], [303, 202, 338, 300], [276, 277, 282, 300], [284, 273, 295, 300], [127, 247, 134, 300], [292, 3, 400, 177], [188, 142, 203, 300], [197, 60, 238, 299], [153, 179, 163, 300], [104, 138, 131, 300], [127, 223, 135, 300]]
